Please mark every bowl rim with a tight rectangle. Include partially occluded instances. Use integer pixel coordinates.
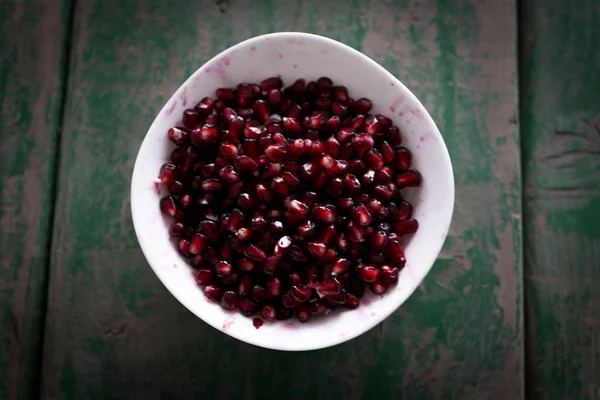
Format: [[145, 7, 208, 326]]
[[131, 31, 455, 351]]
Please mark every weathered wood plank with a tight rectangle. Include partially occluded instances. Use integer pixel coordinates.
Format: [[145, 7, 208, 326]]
[[42, 0, 522, 398], [0, 0, 69, 398], [521, 1, 600, 398]]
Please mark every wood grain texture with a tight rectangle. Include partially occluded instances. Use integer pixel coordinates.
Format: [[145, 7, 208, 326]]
[[41, 0, 522, 398], [521, 1, 600, 398], [0, 0, 69, 398]]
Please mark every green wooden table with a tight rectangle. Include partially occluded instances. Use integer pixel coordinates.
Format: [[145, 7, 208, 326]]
[[0, 0, 598, 398]]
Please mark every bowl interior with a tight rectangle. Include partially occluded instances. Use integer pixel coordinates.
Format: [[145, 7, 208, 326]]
[[131, 32, 454, 351]]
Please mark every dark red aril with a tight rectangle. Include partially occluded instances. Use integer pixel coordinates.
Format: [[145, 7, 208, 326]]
[[261, 304, 277, 321], [317, 278, 341, 296], [359, 264, 379, 282], [221, 291, 239, 310], [203, 284, 223, 301], [291, 285, 312, 302], [396, 170, 422, 188], [195, 269, 213, 285]]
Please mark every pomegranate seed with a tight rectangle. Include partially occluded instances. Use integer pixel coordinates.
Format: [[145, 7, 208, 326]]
[[359, 265, 379, 282], [239, 276, 253, 296], [261, 77, 283, 91], [397, 201, 413, 220], [354, 98, 372, 114], [182, 109, 201, 129], [218, 142, 239, 160], [306, 241, 327, 258], [394, 218, 419, 235], [296, 305, 310, 323], [266, 277, 282, 296], [345, 277, 365, 297], [255, 184, 271, 202], [281, 292, 296, 308], [235, 155, 258, 171], [370, 231, 389, 250], [215, 261, 233, 276], [324, 291, 346, 305], [283, 117, 303, 136], [239, 258, 256, 273], [351, 204, 372, 227], [195, 269, 213, 285], [395, 147, 412, 169], [373, 185, 393, 202], [369, 280, 388, 295], [253, 99, 269, 121], [261, 304, 277, 321], [158, 163, 177, 186], [239, 298, 257, 316], [245, 244, 266, 262], [364, 115, 382, 134], [320, 154, 335, 169], [274, 235, 292, 257], [336, 234, 350, 253], [312, 205, 336, 224], [380, 265, 399, 285], [338, 198, 355, 211], [235, 84, 252, 107], [290, 284, 312, 303], [169, 222, 185, 237], [201, 179, 222, 192], [159, 196, 177, 217], [252, 285, 272, 302], [189, 233, 208, 254], [271, 176, 289, 197], [332, 86, 349, 104], [317, 278, 341, 296], [168, 127, 190, 147], [375, 168, 393, 185], [287, 139, 306, 159], [332, 258, 350, 275], [221, 291, 239, 311], [396, 170, 422, 188], [215, 88, 235, 103], [195, 97, 214, 117], [364, 148, 384, 170], [344, 293, 360, 309], [386, 239, 406, 264], [267, 89, 283, 108], [351, 134, 375, 151], [264, 144, 287, 162], [346, 221, 364, 243], [326, 116, 342, 132], [203, 284, 223, 301]]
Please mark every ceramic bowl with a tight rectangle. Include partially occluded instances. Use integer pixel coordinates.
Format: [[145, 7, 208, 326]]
[[131, 32, 454, 351]]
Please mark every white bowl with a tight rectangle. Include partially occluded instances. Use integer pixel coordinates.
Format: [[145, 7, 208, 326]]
[[131, 32, 454, 351]]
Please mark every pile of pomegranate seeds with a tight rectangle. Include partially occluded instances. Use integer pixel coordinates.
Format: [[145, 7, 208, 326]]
[[157, 77, 422, 324]]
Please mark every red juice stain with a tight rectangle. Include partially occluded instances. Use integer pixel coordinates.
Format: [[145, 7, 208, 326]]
[[278, 54, 283, 59], [178, 86, 187, 106], [253, 318, 264, 329], [223, 316, 235, 329], [164, 99, 176, 115], [293, 64, 297, 68]]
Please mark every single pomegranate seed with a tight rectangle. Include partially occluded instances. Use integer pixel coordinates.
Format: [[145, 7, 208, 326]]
[[273, 235, 291, 257], [238, 258, 256, 273], [215, 261, 233, 276], [354, 98, 372, 114], [287, 139, 306, 159], [331, 102, 348, 117], [344, 293, 360, 309], [182, 109, 201, 129], [261, 77, 283, 91], [267, 89, 283, 108], [203, 284, 223, 301], [238, 276, 253, 296], [317, 278, 341, 296], [159, 195, 177, 217], [158, 163, 177, 186], [380, 265, 399, 285], [215, 88, 235, 103], [253, 99, 269, 121], [195, 269, 213, 285], [219, 142, 239, 160], [261, 304, 277, 321], [336, 234, 350, 253], [281, 292, 296, 308], [270, 176, 289, 197], [351, 134, 375, 150], [312, 205, 336, 224], [306, 241, 327, 258], [281, 171, 300, 189], [194, 97, 214, 117], [364, 115, 382, 134], [324, 291, 346, 305], [332, 86, 349, 104], [235, 83, 252, 107], [369, 280, 388, 295], [168, 127, 190, 146], [264, 143, 287, 162], [252, 285, 272, 302], [370, 231, 389, 250], [238, 298, 257, 316], [375, 168, 393, 185], [235, 155, 258, 171], [320, 154, 335, 169], [359, 265, 379, 282], [346, 221, 364, 243], [283, 117, 303, 136], [189, 233, 208, 254], [394, 218, 419, 235], [326, 116, 342, 132], [396, 147, 412, 170], [290, 285, 312, 302], [397, 201, 413, 220], [221, 291, 239, 310], [296, 305, 310, 323], [245, 244, 266, 262], [255, 184, 271, 202], [373, 185, 393, 202], [262, 256, 279, 275], [386, 239, 406, 264], [169, 221, 186, 237], [364, 148, 384, 170], [396, 170, 422, 188], [218, 165, 240, 183], [351, 204, 372, 227], [266, 277, 282, 296]]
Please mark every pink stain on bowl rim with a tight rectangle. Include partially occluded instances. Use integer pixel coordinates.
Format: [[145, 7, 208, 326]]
[[389, 96, 405, 112], [419, 132, 436, 142], [221, 56, 231, 66], [293, 64, 297, 68], [410, 108, 427, 120], [398, 105, 412, 117], [164, 99, 176, 115], [178, 86, 187, 106], [250, 46, 256, 54], [278, 54, 283, 59], [223, 316, 235, 329]]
